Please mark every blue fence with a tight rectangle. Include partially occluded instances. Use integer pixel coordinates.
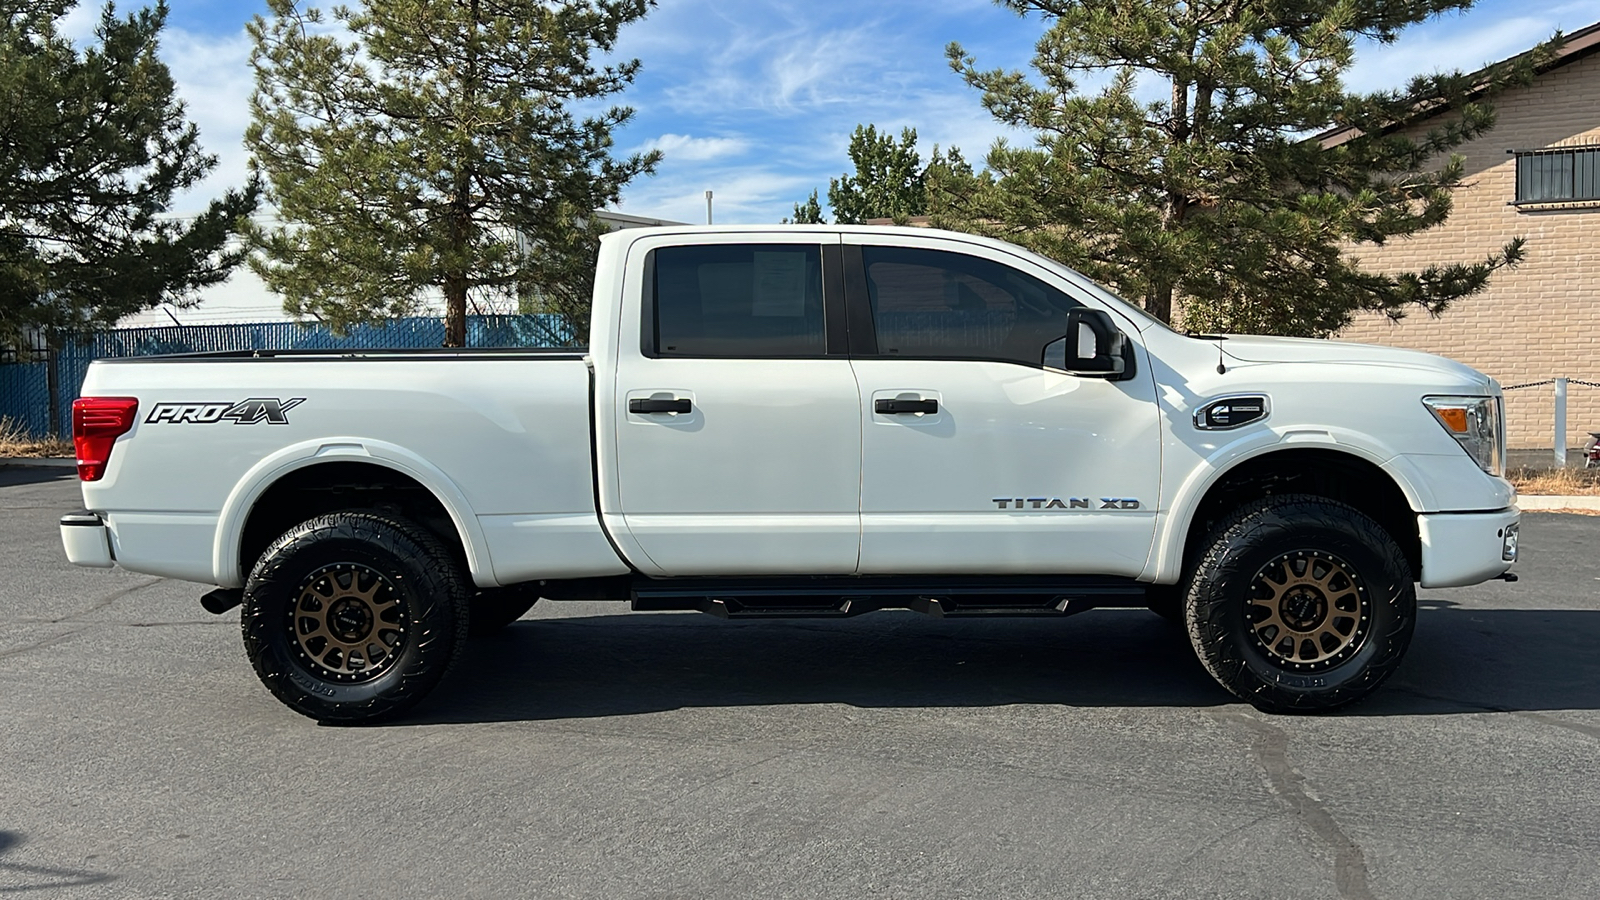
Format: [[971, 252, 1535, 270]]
[[0, 314, 574, 438]]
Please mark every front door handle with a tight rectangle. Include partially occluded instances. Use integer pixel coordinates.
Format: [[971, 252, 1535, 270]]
[[875, 398, 938, 415], [630, 398, 692, 414]]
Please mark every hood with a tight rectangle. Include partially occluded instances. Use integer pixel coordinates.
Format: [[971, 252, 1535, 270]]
[[1218, 335, 1494, 387]]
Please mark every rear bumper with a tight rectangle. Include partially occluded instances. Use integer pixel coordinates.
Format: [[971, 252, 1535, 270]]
[[60, 512, 114, 568], [1417, 507, 1519, 588]]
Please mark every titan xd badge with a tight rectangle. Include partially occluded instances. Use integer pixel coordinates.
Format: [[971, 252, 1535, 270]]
[[993, 498, 1141, 510]]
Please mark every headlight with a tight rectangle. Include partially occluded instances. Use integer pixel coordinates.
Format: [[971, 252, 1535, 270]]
[[1422, 395, 1504, 477]]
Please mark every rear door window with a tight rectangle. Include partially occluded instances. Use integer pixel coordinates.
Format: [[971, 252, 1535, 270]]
[[650, 244, 826, 357]]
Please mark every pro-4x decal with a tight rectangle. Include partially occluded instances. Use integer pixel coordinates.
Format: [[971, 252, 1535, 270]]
[[145, 398, 306, 425]]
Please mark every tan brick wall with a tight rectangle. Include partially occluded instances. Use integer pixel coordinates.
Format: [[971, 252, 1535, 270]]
[[1337, 51, 1600, 450]]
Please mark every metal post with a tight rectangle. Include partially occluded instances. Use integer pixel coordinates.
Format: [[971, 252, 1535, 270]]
[[45, 346, 60, 438], [705, 190, 713, 225], [1555, 377, 1569, 467]]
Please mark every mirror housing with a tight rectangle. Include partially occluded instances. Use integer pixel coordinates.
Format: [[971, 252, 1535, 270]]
[[1044, 308, 1127, 377]]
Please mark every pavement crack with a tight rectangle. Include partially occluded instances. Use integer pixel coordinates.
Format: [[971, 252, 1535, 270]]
[[1391, 686, 1600, 742], [664, 750, 789, 810], [1217, 709, 1376, 900], [1164, 811, 1274, 877], [51, 576, 164, 624], [0, 628, 84, 662], [1511, 711, 1600, 742]]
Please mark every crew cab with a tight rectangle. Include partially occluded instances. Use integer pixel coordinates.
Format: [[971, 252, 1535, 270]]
[[60, 225, 1520, 721]]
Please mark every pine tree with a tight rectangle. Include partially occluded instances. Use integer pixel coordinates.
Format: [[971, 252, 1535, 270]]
[[0, 0, 259, 346], [937, 0, 1558, 337], [246, 0, 660, 346], [827, 125, 928, 225], [790, 125, 953, 225], [787, 190, 824, 225]]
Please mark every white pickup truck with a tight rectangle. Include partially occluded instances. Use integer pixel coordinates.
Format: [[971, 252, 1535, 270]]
[[60, 225, 1519, 722]]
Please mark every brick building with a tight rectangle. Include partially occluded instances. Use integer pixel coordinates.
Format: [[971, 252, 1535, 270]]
[[1332, 22, 1600, 450]]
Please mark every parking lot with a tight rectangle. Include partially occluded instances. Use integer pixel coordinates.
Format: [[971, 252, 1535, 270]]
[[2, 463, 1598, 899]]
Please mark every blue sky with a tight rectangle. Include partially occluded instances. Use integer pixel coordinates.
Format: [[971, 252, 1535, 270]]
[[64, 0, 1600, 225]]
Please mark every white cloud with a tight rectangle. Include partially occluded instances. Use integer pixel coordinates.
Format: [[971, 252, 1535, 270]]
[[637, 133, 751, 161], [603, 0, 1038, 220], [657, 24, 885, 115], [121, 0, 1600, 230], [615, 166, 820, 225], [162, 26, 257, 213], [1346, 2, 1600, 93], [58, 0, 100, 42]]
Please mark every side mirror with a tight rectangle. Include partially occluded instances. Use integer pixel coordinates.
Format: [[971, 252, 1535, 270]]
[[1044, 308, 1127, 377]]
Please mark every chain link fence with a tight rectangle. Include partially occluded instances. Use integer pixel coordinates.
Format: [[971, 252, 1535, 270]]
[[1502, 377, 1600, 468], [0, 314, 572, 439]]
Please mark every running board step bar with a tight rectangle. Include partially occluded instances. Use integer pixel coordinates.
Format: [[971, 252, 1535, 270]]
[[630, 576, 1147, 619]]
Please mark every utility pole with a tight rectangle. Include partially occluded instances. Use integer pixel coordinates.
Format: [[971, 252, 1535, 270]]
[[705, 190, 713, 225]]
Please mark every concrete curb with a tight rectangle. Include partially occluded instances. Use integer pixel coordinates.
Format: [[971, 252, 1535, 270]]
[[1516, 495, 1600, 511], [0, 457, 75, 468]]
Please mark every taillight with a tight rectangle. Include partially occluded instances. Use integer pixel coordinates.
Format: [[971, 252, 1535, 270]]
[[72, 397, 139, 481]]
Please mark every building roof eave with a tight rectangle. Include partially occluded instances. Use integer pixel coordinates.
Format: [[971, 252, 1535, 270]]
[[1316, 18, 1600, 148]]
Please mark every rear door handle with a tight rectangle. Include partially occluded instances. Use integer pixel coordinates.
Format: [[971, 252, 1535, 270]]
[[875, 398, 938, 415], [629, 398, 692, 414]]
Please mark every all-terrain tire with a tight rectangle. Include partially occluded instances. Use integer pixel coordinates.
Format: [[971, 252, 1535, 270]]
[[1184, 494, 1415, 713], [242, 511, 470, 723], [468, 584, 540, 637]]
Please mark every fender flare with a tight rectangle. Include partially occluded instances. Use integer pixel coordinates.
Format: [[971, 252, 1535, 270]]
[[210, 437, 498, 589], [1142, 429, 1430, 584]]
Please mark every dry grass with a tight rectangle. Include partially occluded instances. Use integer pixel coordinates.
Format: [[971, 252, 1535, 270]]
[[0, 417, 72, 458], [1508, 465, 1600, 496]]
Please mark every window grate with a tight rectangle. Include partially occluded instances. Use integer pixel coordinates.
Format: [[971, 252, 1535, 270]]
[[1512, 145, 1600, 205]]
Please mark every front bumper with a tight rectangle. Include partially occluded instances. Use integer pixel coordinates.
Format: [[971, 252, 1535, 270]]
[[1417, 507, 1519, 588], [60, 512, 114, 568]]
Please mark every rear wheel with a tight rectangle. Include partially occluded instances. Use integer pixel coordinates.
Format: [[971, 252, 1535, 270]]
[[1184, 495, 1415, 713], [242, 511, 469, 723]]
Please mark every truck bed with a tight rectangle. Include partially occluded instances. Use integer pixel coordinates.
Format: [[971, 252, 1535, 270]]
[[77, 351, 622, 588]]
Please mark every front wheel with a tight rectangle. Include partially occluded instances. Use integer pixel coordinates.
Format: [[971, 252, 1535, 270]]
[[1184, 495, 1415, 713], [241, 512, 469, 723]]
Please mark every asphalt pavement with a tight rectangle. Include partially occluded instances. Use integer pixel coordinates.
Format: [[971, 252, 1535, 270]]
[[2, 464, 1597, 899]]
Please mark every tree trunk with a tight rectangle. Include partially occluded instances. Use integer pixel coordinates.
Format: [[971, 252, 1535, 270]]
[[1151, 66, 1192, 328], [439, 0, 480, 351], [444, 271, 468, 347], [444, 185, 470, 347], [1147, 281, 1175, 325]]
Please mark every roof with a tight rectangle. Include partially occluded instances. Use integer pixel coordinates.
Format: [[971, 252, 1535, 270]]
[[596, 210, 688, 229], [1317, 18, 1600, 147]]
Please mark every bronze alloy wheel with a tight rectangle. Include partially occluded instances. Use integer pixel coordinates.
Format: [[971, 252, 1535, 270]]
[[290, 562, 408, 683], [1245, 549, 1372, 671], [244, 512, 470, 723]]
